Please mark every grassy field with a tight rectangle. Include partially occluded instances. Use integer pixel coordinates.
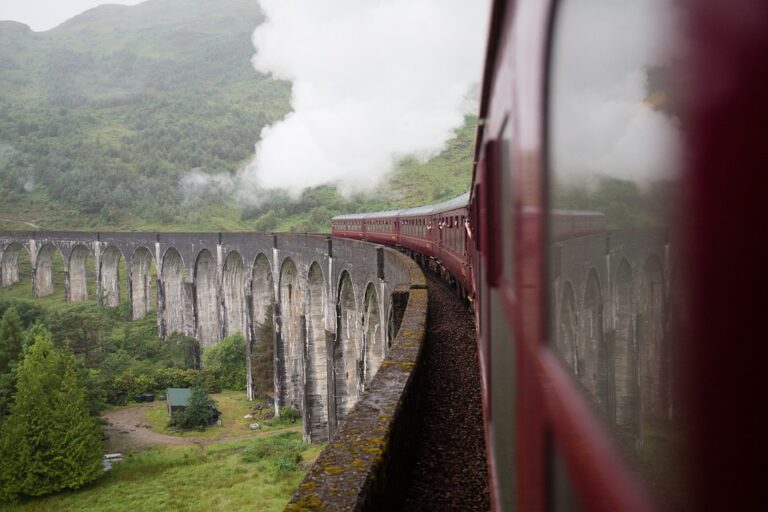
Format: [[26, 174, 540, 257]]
[[142, 390, 299, 440], [5, 433, 322, 512]]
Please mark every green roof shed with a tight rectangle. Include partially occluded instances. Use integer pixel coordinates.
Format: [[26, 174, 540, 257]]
[[167, 387, 192, 416]]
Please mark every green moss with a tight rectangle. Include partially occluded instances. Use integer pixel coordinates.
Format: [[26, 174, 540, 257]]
[[322, 465, 344, 475], [300, 481, 316, 492], [284, 494, 324, 512]]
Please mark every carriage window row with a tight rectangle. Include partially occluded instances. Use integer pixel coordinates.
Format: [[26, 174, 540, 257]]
[[401, 218, 429, 237], [439, 214, 466, 254], [367, 220, 395, 233], [334, 216, 467, 248], [334, 221, 364, 232]]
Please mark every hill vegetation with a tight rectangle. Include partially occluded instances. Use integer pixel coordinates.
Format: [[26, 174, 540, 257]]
[[0, 0, 475, 233]]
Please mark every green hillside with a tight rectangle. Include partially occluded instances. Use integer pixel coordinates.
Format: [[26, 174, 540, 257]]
[[0, 0, 475, 232]]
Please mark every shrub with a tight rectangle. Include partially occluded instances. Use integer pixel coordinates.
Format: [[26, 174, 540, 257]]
[[240, 432, 303, 472], [279, 406, 301, 424], [202, 333, 246, 391], [170, 383, 219, 430], [103, 368, 215, 405]]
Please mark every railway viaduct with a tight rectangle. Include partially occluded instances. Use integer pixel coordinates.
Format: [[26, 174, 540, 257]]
[[0, 231, 420, 443], [0, 228, 671, 508], [551, 228, 673, 444]]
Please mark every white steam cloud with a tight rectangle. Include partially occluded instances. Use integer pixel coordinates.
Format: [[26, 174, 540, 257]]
[[550, 0, 680, 187], [237, 0, 491, 196]]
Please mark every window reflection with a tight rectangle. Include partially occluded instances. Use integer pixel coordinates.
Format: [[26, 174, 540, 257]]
[[548, 0, 684, 507]]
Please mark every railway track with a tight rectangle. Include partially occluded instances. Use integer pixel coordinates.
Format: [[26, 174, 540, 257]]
[[402, 273, 490, 511]]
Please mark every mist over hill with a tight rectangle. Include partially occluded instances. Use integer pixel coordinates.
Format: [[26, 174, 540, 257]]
[[0, 0, 475, 232]]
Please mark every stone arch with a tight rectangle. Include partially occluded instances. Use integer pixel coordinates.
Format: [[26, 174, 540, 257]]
[[131, 247, 156, 320], [251, 253, 275, 401], [579, 268, 608, 412], [33, 243, 64, 297], [614, 259, 638, 439], [278, 257, 303, 411], [194, 249, 220, 348], [1, 242, 30, 287], [67, 244, 95, 302], [333, 270, 361, 428], [557, 281, 578, 371], [363, 282, 383, 385], [161, 247, 186, 336], [100, 245, 125, 307], [305, 261, 329, 442], [639, 255, 665, 424], [222, 251, 247, 338]]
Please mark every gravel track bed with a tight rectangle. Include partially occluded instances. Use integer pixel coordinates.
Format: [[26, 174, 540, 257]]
[[402, 273, 490, 511]]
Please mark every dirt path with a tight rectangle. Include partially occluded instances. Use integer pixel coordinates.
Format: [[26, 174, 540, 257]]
[[0, 217, 42, 229], [102, 404, 302, 452]]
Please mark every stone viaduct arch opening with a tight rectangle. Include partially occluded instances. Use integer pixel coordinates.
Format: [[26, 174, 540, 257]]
[[363, 283, 383, 385], [160, 248, 186, 337], [278, 258, 303, 411], [195, 249, 220, 349], [333, 271, 360, 429], [34, 244, 65, 298], [640, 255, 665, 427], [100, 245, 126, 308], [131, 247, 157, 320], [67, 245, 95, 303], [614, 259, 638, 439], [580, 268, 608, 413], [250, 254, 275, 402], [557, 281, 578, 371], [1, 242, 30, 288], [305, 261, 328, 442], [222, 251, 247, 338]]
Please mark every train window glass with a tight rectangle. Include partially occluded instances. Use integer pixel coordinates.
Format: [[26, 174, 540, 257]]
[[498, 118, 514, 285], [548, 0, 683, 507]]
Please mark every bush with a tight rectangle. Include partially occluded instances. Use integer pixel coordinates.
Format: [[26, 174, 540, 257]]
[[279, 406, 301, 424], [103, 368, 216, 405], [240, 432, 303, 472], [0, 300, 44, 329], [202, 333, 246, 391], [170, 384, 219, 430]]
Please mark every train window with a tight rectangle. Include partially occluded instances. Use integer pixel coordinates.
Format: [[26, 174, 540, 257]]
[[498, 118, 514, 284], [548, 0, 683, 508]]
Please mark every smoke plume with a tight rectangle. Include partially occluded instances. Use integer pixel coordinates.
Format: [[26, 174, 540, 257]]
[[238, 0, 491, 197], [550, 0, 681, 187]]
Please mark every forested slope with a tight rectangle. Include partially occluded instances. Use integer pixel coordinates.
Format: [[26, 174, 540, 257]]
[[0, 0, 475, 232]]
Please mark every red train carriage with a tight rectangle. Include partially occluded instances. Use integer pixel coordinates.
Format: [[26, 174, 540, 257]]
[[329, 214, 366, 240], [430, 193, 472, 289], [332, 0, 766, 509], [396, 203, 437, 256], [361, 210, 401, 245], [471, 0, 766, 510], [551, 210, 606, 241]]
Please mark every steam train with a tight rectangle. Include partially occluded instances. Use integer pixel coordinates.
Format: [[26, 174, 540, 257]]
[[332, 196, 605, 295], [333, 0, 766, 510]]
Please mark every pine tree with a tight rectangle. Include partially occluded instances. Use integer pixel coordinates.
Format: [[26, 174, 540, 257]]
[[0, 332, 103, 503], [0, 307, 24, 373], [0, 308, 25, 420]]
